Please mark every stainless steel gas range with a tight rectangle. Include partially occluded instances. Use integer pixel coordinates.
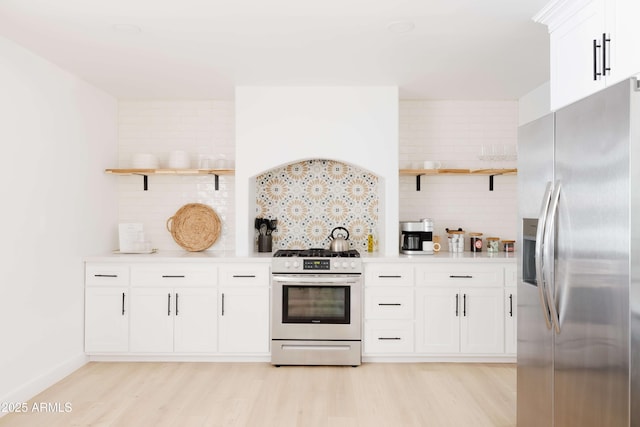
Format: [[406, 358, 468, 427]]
[[270, 249, 362, 367]]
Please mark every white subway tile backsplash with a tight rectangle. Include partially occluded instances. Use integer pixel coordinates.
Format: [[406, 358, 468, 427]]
[[117, 100, 235, 252], [116, 98, 518, 253]]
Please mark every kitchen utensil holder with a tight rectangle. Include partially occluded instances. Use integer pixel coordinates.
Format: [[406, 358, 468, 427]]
[[258, 235, 272, 252]]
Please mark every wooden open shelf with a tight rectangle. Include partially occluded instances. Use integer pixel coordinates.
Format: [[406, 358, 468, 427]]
[[399, 168, 517, 191], [105, 168, 235, 191]]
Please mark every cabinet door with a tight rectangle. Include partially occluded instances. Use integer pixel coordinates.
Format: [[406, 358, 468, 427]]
[[85, 287, 129, 353], [218, 287, 270, 353], [550, 0, 606, 109], [608, 0, 640, 83], [173, 288, 218, 353], [415, 288, 460, 354], [130, 287, 174, 353], [460, 288, 504, 354], [505, 288, 517, 354]]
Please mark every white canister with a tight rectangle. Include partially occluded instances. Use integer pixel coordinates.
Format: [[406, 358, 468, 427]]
[[168, 150, 191, 169]]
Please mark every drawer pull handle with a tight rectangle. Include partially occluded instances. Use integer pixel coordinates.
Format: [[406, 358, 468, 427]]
[[95, 274, 117, 278], [168, 293, 171, 316], [449, 275, 473, 279], [162, 275, 185, 278], [221, 293, 225, 316], [232, 275, 256, 278], [378, 275, 402, 278], [378, 337, 402, 341], [122, 292, 126, 316], [455, 294, 459, 317], [176, 293, 179, 316], [378, 303, 402, 306]]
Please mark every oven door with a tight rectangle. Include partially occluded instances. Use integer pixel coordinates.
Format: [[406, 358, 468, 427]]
[[271, 274, 362, 341]]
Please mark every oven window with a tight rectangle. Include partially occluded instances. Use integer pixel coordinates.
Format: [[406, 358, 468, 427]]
[[282, 285, 350, 324]]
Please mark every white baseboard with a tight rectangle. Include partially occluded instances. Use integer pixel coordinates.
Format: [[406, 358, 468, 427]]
[[0, 353, 88, 417]]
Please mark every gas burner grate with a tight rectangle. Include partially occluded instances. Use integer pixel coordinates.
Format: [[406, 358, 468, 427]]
[[273, 249, 360, 258]]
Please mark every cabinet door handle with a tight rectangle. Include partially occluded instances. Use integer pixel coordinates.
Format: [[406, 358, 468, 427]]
[[449, 275, 472, 279], [162, 275, 185, 278], [122, 292, 126, 316], [232, 275, 256, 278], [175, 293, 179, 316], [593, 39, 602, 80], [463, 294, 467, 317], [602, 33, 611, 76], [378, 275, 402, 279], [378, 303, 402, 306], [509, 294, 513, 317], [455, 294, 459, 317], [95, 274, 117, 278], [221, 293, 225, 316], [378, 337, 402, 340], [168, 293, 171, 316]]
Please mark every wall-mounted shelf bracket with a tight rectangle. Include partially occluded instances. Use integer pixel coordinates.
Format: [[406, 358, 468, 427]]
[[416, 174, 424, 191], [489, 174, 495, 191]]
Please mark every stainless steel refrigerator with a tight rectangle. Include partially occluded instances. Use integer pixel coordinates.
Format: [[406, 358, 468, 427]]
[[517, 77, 640, 426]]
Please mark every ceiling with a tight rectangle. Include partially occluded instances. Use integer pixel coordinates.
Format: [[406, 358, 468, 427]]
[[0, 0, 550, 100]]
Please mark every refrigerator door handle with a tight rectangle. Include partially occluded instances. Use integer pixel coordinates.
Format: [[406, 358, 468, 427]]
[[544, 180, 562, 334], [535, 181, 554, 329]]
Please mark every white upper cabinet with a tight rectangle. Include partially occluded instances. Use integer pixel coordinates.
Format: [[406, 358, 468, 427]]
[[536, 0, 640, 110]]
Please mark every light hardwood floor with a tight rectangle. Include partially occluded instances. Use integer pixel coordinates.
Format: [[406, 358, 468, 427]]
[[0, 362, 516, 427]]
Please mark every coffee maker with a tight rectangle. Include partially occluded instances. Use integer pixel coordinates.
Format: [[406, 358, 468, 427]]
[[400, 219, 434, 255]]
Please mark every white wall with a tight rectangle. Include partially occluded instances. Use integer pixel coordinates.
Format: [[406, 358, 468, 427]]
[[518, 81, 550, 125], [399, 100, 519, 244], [0, 36, 117, 404], [235, 87, 399, 256], [117, 100, 235, 252]]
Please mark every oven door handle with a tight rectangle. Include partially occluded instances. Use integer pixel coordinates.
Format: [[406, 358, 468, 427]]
[[272, 276, 359, 285]]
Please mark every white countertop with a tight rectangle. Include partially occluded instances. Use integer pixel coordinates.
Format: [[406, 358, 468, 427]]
[[85, 250, 516, 263]]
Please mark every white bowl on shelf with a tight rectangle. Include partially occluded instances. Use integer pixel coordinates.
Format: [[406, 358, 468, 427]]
[[167, 150, 191, 169], [131, 153, 159, 169]]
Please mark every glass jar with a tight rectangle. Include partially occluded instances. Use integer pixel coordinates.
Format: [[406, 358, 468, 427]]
[[447, 230, 465, 253], [469, 232, 483, 252], [503, 240, 515, 252], [486, 237, 500, 253]]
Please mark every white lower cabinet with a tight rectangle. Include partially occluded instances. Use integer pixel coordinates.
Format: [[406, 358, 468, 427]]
[[218, 286, 269, 353], [129, 287, 217, 353], [416, 286, 505, 354], [364, 285, 414, 354], [217, 264, 270, 354], [84, 263, 130, 353], [85, 287, 129, 353], [413, 262, 509, 356]]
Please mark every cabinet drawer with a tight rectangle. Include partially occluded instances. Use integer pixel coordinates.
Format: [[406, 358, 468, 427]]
[[219, 264, 270, 286], [415, 263, 503, 287], [365, 264, 414, 286], [86, 263, 130, 287], [364, 320, 414, 354], [131, 264, 217, 287], [365, 287, 413, 319]]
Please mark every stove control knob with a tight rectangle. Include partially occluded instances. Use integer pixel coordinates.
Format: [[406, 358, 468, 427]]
[[293, 261, 300, 269], [284, 261, 291, 268], [342, 261, 348, 268], [333, 261, 340, 269], [350, 261, 356, 269]]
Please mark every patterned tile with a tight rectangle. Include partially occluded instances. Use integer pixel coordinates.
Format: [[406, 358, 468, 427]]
[[256, 159, 378, 251]]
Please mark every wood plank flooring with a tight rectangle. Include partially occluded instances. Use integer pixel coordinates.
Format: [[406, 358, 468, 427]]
[[0, 362, 516, 427]]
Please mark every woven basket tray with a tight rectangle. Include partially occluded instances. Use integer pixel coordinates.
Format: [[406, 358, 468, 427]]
[[166, 203, 221, 251]]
